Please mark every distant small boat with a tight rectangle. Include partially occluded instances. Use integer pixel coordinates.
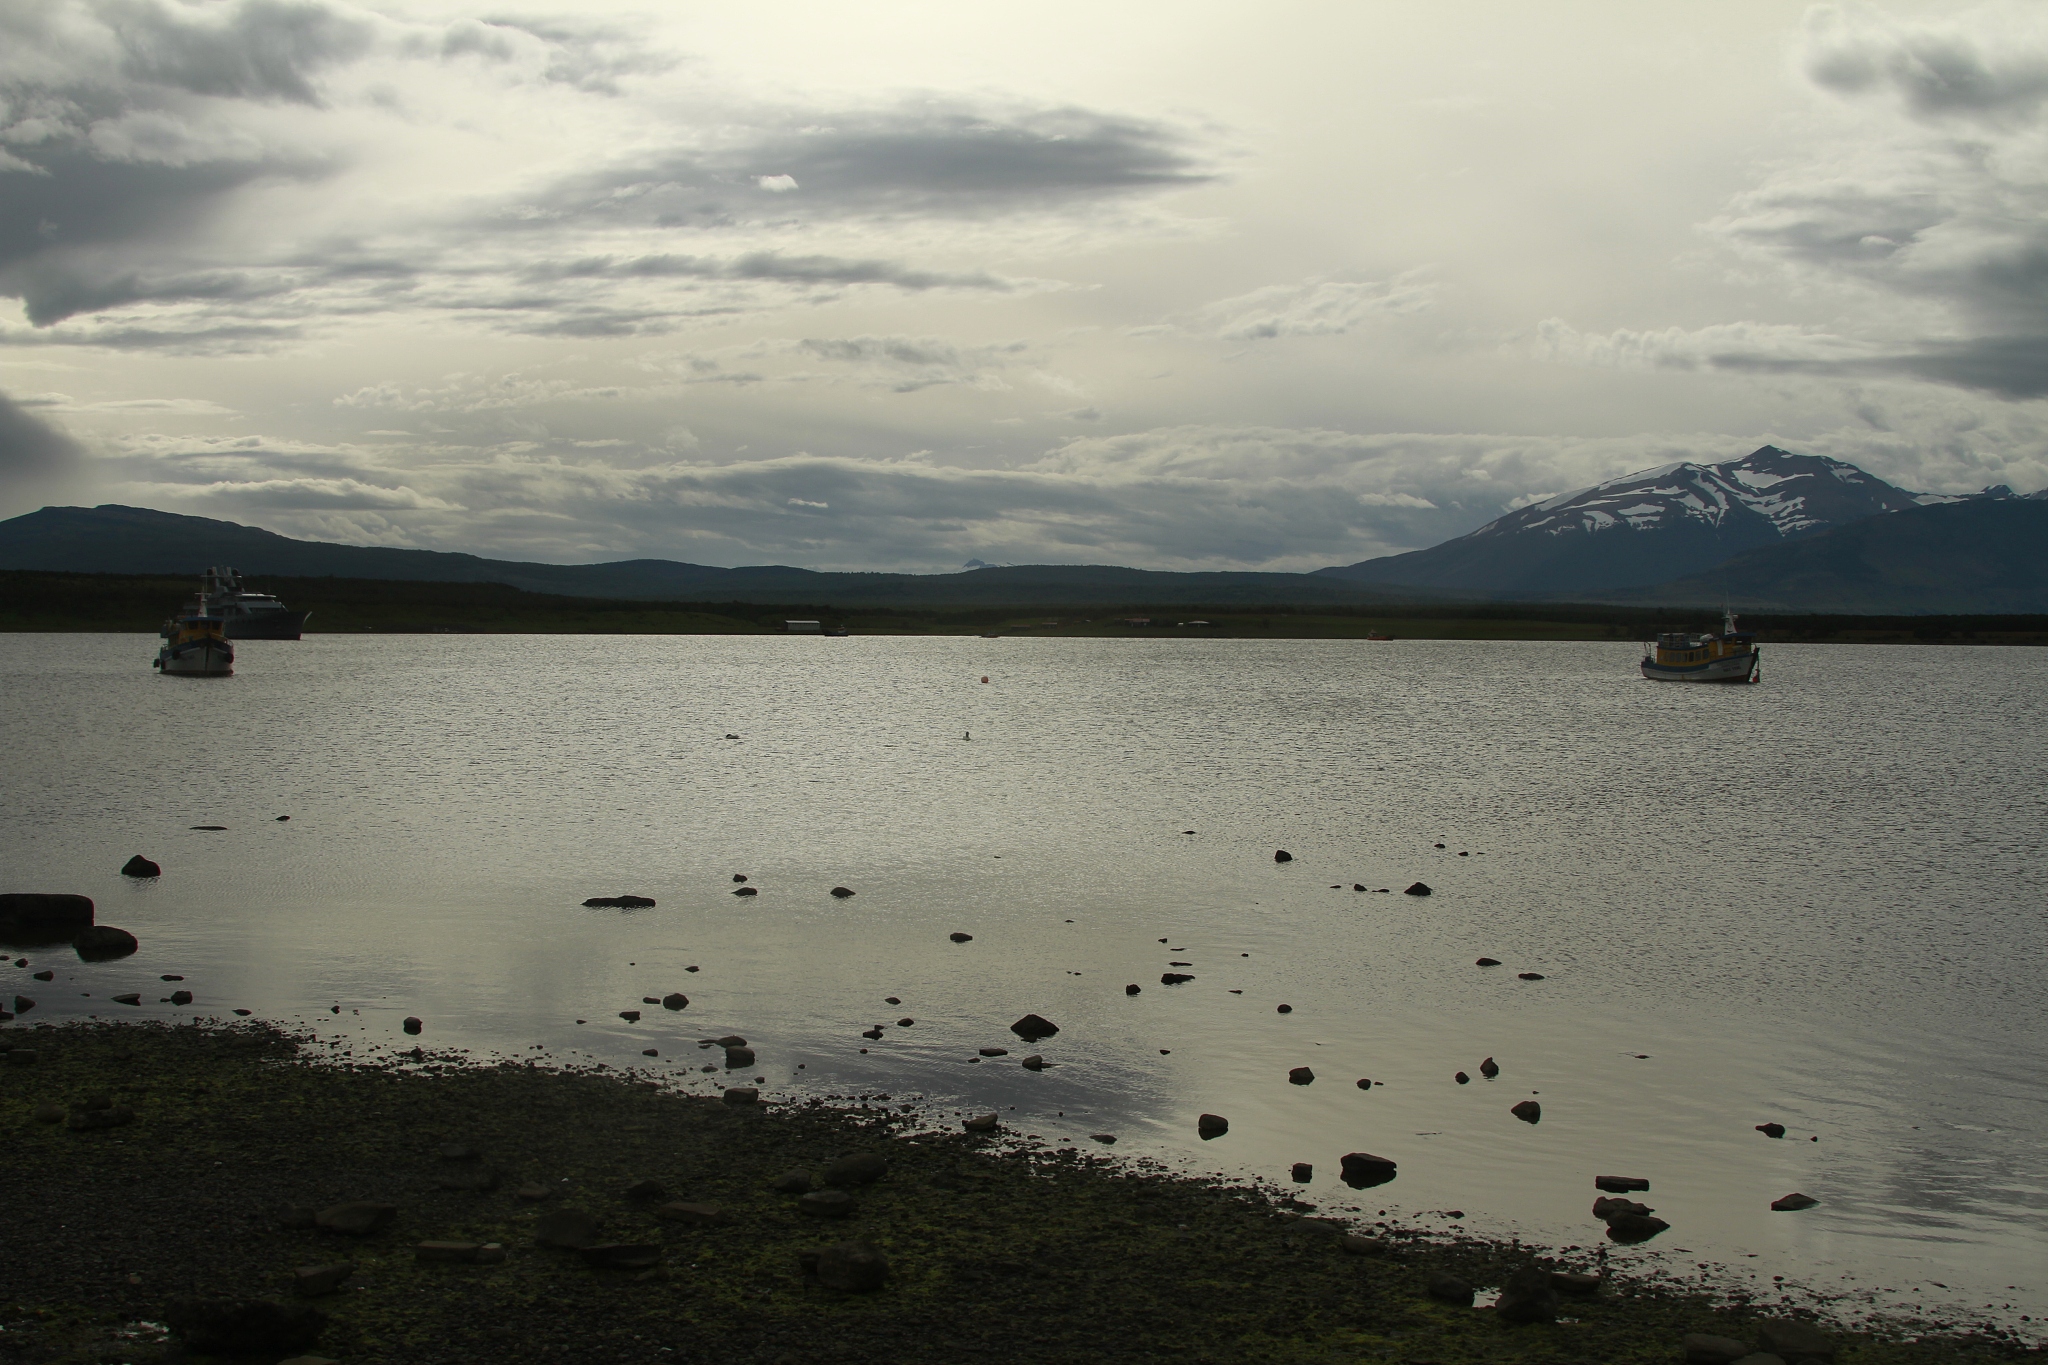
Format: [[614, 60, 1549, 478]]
[[1641, 609, 1759, 683], [155, 612, 234, 676], [1364, 632, 1392, 641]]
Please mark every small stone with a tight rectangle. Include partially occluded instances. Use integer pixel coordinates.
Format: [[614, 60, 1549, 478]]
[[1551, 1271, 1602, 1295], [415, 1241, 482, 1263], [732, 874, 748, 882], [1594, 1175, 1649, 1192], [823, 1153, 887, 1186], [1770, 1192, 1819, 1211], [1160, 972, 1194, 984], [1355, 1077, 1371, 1089], [963, 1113, 999, 1133], [291, 1263, 355, 1297], [654, 1201, 728, 1226], [1684, 1333, 1752, 1365], [1288, 1066, 1314, 1085], [978, 1047, 1008, 1057], [14, 995, 34, 1013], [1518, 971, 1545, 980], [1196, 1113, 1228, 1138], [830, 886, 855, 898], [515, 1184, 553, 1201], [1010, 1013, 1059, 1040], [949, 932, 973, 942], [725, 1046, 756, 1067], [642, 1048, 659, 1057], [1404, 882, 1431, 896], [534, 1208, 599, 1248], [1593, 1196, 1653, 1219], [1427, 1273, 1474, 1306], [722, 1086, 760, 1105], [770, 1169, 813, 1193], [1290, 1162, 1313, 1181], [885, 997, 900, 1004], [1089, 1133, 1116, 1143], [170, 990, 193, 1005], [402, 1017, 422, 1035], [1353, 883, 1366, 891], [1124, 983, 1140, 995], [1454, 1071, 1469, 1084], [897, 1017, 914, 1027], [620, 1010, 641, 1022], [800, 1189, 856, 1218], [814, 1239, 890, 1291], [1476, 957, 1501, 966], [121, 855, 162, 877], [111, 992, 142, 1006], [31, 970, 52, 981], [1276, 1003, 1293, 1013], [733, 886, 757, 897], [1510, 1099, 1541, 1124], [315, 1202, 397, 1237], [1020, 1054, 1046, 1070], [1756, 1122, 1786, 1138], [1495, 1264, 1560, 1323], [1756, 1321, 1835, 1361], [1274, 850, 1293, 862], [1479, 1056, 1499, 1078], [623, 1179, 667, 1200]]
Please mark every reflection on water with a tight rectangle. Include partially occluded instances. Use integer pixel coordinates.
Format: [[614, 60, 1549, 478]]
[[4, 633, 2045, 1323]]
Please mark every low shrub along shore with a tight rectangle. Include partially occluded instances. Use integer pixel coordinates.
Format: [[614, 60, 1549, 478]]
[[0, 1021, 2030, 1365]]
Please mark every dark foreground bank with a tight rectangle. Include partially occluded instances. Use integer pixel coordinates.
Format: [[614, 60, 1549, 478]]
[[0, 1023, 2033, 1365]]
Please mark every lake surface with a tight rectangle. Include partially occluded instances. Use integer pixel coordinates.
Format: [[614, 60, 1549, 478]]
[[5, 633, 2045, 1327]]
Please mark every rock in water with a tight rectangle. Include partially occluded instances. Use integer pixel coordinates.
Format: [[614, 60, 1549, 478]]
[[1010, 1013, 1059, 1040], [1756, 1122, 1786, 1138], [402, 1017, 423, 1035], [170, 990, 193, 1005], [1160, 972, 1194, 984], [1592, 1196, 1653, 1220], [722, 1087, 759, 1105], [1479, 1056, 1499, 1078], [661, 993, 688, 1010], [121, 855, 161, 878], [1604, 1212, 1669, 1243], [1551, 1271, 1602, 1295], [1339, 1152, 1397, 1188], [733, 886, 758, 897], [1288, 1067, 1315, 1085], [1595, 1175, 1650, 1192], [1495, 1264, 1561, 1323], [12, 995, 32, 1014], [1426, 1274, 1474, 1306], [830, 886, 855, 898], [1510, 1099, 1541, 1124], [1517, 971, 1545, 980], [1196, 1113, 1229, 1138], [582, 895, 655, 908], [1770, 1192, 1819, 1211], [1124, 983, 1141, 995], [814, 1240, 890, 1291], [0, 893, 94, 937], [1019, 1054, 1046, 1070], [111, 993, 142, 1006], [962, 1113, 999, 1133], [165, 1300, 325, 1354], [73, 926, 138, 961], [1273, 850, 1293, 862], [1404, 882, 1431, 896], [1290, 1162, 1313, 1182], [724, 1046, 755, 1068], [949, 932, 973, 942], [1475, 957, 1501, 966], [1455, 1071, 1470, 1084]]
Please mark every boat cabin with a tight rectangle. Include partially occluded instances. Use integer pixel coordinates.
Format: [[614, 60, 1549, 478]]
[[1649, 626, 1756, 667]]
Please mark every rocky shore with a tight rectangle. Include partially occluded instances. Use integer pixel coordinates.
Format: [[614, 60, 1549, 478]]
[[0, 1021, 2033, 1365]]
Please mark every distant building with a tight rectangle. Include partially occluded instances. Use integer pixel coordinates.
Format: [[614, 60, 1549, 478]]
[[784, 620, 822, 633]]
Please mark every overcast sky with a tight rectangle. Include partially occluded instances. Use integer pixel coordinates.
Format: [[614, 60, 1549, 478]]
[[1, 0, 2044, 570]]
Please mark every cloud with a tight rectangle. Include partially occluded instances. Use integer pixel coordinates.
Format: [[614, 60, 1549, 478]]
[[17, 392, 239, 414], [1804, 4, 2048, 126], [1188, 273, 1437, 342], [0, 386, 85, 484]]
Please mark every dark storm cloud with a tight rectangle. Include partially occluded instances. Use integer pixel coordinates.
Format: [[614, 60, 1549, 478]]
[[541, 252, 1009, 292], [102, 0, 375, 104], [0, 388, 86, 483], [517, 102, 1212, 228], [1806, 8, 2048, 125], [1709, 336, 2048, 400]]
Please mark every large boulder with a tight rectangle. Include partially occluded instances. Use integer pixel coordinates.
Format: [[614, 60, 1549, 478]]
[[121, 856, 162, 878], [0, 893, 93, 941], [74, 926, 138, 961], [1009, 1013, 1059, 1040], [1494, 1264, 1560, 1324], [1339, 1152, 1397, 1188], [165, 1300, 325, 1354]]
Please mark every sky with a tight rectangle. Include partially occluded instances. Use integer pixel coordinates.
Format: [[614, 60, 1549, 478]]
[[1, 0, 2046, 572]]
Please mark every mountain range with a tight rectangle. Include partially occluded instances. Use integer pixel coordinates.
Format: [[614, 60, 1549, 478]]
[[2, 444, 2044, 613], [1316, 446, 2029, 597]]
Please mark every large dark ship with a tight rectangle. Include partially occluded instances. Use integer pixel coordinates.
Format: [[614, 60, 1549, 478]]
[[163, 567, 310, 640]]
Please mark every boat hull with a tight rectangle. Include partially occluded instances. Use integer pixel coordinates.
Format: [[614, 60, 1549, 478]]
[[157, 640, 235, 676], [222, 610, 309, 640], [1641, 651, 1758, 683]]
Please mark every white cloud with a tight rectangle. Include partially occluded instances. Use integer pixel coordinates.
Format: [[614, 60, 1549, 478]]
[[1187, 273, 1437, 342]]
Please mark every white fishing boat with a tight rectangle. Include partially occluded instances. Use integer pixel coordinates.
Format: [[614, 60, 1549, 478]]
[[1640, 609, 1759, 684], [155, 613, 234, 676]]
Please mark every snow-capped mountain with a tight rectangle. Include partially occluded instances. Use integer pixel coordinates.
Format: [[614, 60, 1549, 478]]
[[1318, 446, 2006, 597]]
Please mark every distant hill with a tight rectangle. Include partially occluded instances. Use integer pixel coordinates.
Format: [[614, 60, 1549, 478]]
[[1608, 497, 2048, 614], [0, 504, 1434, 610], [1316, 446, 1996, 597]]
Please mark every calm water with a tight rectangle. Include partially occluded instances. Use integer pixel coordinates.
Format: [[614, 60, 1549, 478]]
[[5, 634, 2046, 1325]]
